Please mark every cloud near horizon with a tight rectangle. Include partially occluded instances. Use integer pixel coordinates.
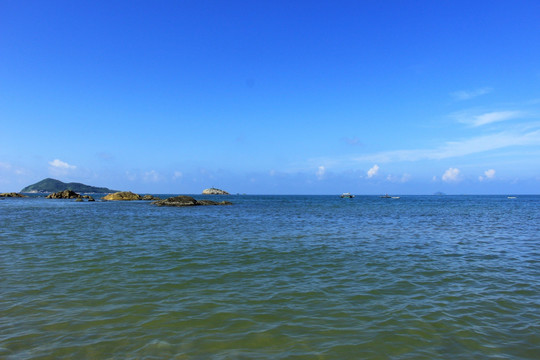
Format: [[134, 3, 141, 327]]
[[48, 159, 77, 177], [143, 170, 163, 183], [173, 171, 183, 179], [442, 168, 461, 182], [479, 169, 496, 181], [386, 173, 411, 183], [351, 128, 540, 164], [316, 166, 326, 180], [49, 159, 76, 169], [367, 164, 379, 178]]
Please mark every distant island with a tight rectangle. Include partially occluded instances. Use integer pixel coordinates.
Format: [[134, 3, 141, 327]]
[[202, 188, 230, 195], [21, 178, 120, 193]]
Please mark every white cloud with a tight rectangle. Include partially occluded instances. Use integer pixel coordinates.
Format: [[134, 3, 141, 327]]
[[451, 87, 492, 100], [386, 173, 411, 183], [479, 169, 496, 181], [484, 169, 496, 179], [143, 170, 162, 182], [316, 166, 326, 180], [0, 162, 12, 171], [49, 159, 76, 169], [442, 168, 461, 182], [352, 128, 540, 163], [472, 111, 523, 127], [48, 159, 77, 177], [0, 162, 27, 176], [173, 171, 183, 179], [367, 164, 379, 178], [454, 110, 524, 127]]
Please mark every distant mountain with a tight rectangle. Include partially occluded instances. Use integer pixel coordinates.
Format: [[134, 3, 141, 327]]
[[21, 178, 119, 193]]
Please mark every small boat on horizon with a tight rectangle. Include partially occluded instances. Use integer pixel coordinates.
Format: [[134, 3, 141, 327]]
[[380, 194, 400, 199], [340, 193, 355, 198]]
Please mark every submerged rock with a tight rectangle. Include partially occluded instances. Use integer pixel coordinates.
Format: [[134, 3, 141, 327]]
[[153, 195, 232, 207], [102, 191, 142, 201], [202, 188, 230, 195], [0, 192, 28, 198], [142, 195, 161, 200], [196, 199, 232, 206], [46, 190, 81, 199]]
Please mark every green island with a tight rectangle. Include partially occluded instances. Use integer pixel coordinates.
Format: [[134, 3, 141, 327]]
[[21, 178, 119, 193]]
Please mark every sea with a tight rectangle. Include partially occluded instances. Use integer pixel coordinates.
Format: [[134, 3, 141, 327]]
[[1, 194, 539, 359]]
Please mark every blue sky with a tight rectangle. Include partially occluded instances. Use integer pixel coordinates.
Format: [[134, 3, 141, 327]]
[[1, 0, 540, 194]]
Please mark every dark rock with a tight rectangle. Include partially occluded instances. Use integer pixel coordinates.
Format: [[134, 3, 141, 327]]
[[153, 195, 198, 207], [0, 192, 28, 198], [153, 195, 232, 207], [142, 195, 161, 200], [46, 190, 81, 199], [197, 200, 233, 206], [75, 198, 84, 202]]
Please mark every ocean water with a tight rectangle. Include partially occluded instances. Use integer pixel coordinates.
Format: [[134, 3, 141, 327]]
[[1, 195, 539, 359]]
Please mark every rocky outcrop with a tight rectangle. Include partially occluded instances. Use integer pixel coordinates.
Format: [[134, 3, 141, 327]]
[[152, 195, 232, 207], [46, 190, 81, 199], [142, 195, 161, 200], [202, 188, 230, 195], [45, 190, 94, 201], [102, 191, 142, 201], [197, 199, 233, 206], [0, 192, 28, 198]]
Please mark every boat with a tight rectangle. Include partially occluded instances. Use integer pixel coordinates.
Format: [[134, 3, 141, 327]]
[[380, 194, 400, 199], [340, 193, 355, 198]]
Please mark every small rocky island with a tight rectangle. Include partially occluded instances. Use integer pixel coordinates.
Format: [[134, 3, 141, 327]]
[[46, 190, 95, 201], [102, 191, 142, 201], [153, 195, 232, 207], [0, 192, 28, 198], [101, 192, 161, 201], [202, 188, 230, 195]]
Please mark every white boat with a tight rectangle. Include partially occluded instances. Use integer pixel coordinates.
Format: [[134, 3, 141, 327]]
[[340, 193, 355, 198]]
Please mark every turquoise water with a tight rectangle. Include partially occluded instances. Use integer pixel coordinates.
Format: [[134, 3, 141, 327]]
[[1, 195, 539, 359]]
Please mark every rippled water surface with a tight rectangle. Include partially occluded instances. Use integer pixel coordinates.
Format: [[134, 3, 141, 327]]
[[1, 195, 539, 359]]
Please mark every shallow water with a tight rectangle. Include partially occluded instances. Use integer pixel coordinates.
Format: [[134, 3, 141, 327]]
[[1, 195, 539, 359]]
